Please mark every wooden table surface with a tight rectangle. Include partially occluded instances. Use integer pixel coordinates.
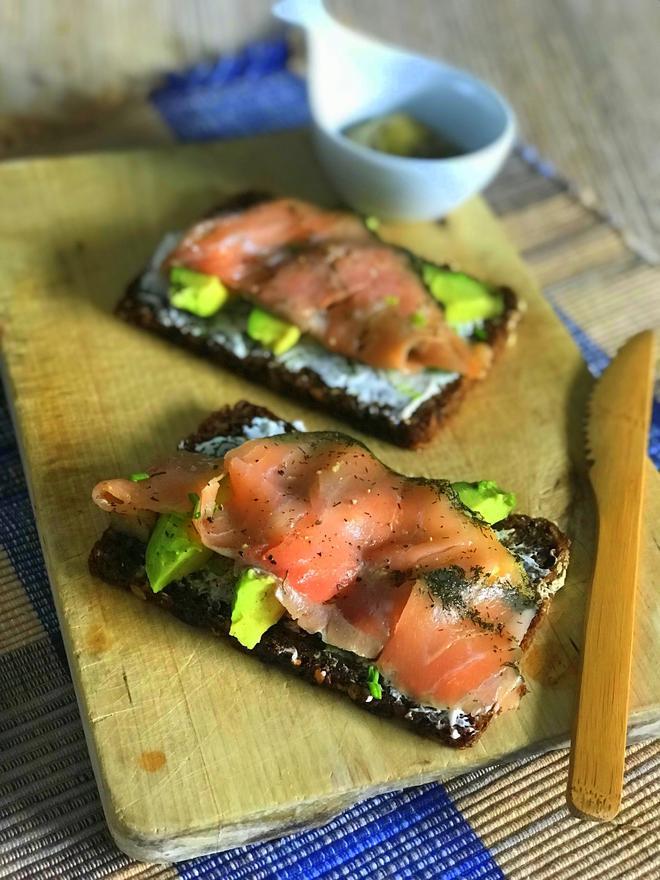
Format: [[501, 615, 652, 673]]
[[0, 1, 659, 261]]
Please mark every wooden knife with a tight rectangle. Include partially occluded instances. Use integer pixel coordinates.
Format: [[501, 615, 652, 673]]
[[568, 330, 655, 820]]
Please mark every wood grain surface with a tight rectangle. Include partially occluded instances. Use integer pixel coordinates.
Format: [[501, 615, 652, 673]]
[[1, 0, 659, 262], [0, 131, 658, 860]]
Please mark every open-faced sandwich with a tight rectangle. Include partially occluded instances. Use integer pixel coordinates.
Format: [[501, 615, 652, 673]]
[[89, 401, 569, 747], [116, 194, 520, 447]]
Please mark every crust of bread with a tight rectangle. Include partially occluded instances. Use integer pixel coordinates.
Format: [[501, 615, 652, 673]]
[[88, 402, 570, 748], [115, 195, 521, 448]]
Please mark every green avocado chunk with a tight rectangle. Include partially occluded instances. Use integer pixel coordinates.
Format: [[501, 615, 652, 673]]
[[247, 307, 301, 355], [451, 480, 516, 525], [230, 568, 285, 649], [145, 512, 213, 593], [169, 266, 228, 317], [422, 264, 504, 327]]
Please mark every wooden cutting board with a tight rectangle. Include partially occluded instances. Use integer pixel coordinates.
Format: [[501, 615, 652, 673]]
[[1, 131, 658, 861]]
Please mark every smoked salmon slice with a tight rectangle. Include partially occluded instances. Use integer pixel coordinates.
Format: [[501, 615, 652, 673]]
[[92, 451, 220, 517], [378, 578, 528, 714], [254, 243, 489, 376], [165, 197, 489, 377], [93, 431, 537, 717], [166, 197, 370, 287]]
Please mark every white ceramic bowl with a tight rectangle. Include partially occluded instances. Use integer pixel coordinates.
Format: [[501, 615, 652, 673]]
[[273, 0, 516, 220]]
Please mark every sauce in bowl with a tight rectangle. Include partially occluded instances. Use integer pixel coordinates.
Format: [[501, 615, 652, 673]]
[[343, 112, 465, 160]]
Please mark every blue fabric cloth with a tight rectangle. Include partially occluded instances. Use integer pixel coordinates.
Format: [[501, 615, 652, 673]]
[[177, 784, 503, 880], [0, 416, 63, 652], [151, 39, 311, 141]]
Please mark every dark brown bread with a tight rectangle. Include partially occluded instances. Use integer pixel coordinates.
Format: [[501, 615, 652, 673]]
[[89, 401, 570, 748], [115, 195, 521, 448]]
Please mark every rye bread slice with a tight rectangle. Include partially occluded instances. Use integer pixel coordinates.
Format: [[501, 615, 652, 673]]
[[115, 195, 521, 448], [88, 401, 570, 748]]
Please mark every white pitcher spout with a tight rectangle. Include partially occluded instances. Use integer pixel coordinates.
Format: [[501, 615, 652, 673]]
[[272, 0, 333, 31]]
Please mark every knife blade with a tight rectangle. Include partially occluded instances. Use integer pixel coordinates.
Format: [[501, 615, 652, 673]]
[[568, 329, 655, 820]]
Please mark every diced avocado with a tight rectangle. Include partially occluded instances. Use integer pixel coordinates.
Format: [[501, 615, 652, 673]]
[[444, 296, 502, 327], [129, 472, 150, 482], [367, 665, 382, 700], [145, 512, 213, 593], [230, 568, 285, 650], [452, 480, 516, 525], [422, 264, 504, 327], [169, 266, 228, 317], [247, 307, 301, 355], [344, 113, 461, 159]]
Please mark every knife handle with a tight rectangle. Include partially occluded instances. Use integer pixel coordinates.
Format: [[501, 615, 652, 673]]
[[567, 331, 654, 821], [568, 486, 646, 820]]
